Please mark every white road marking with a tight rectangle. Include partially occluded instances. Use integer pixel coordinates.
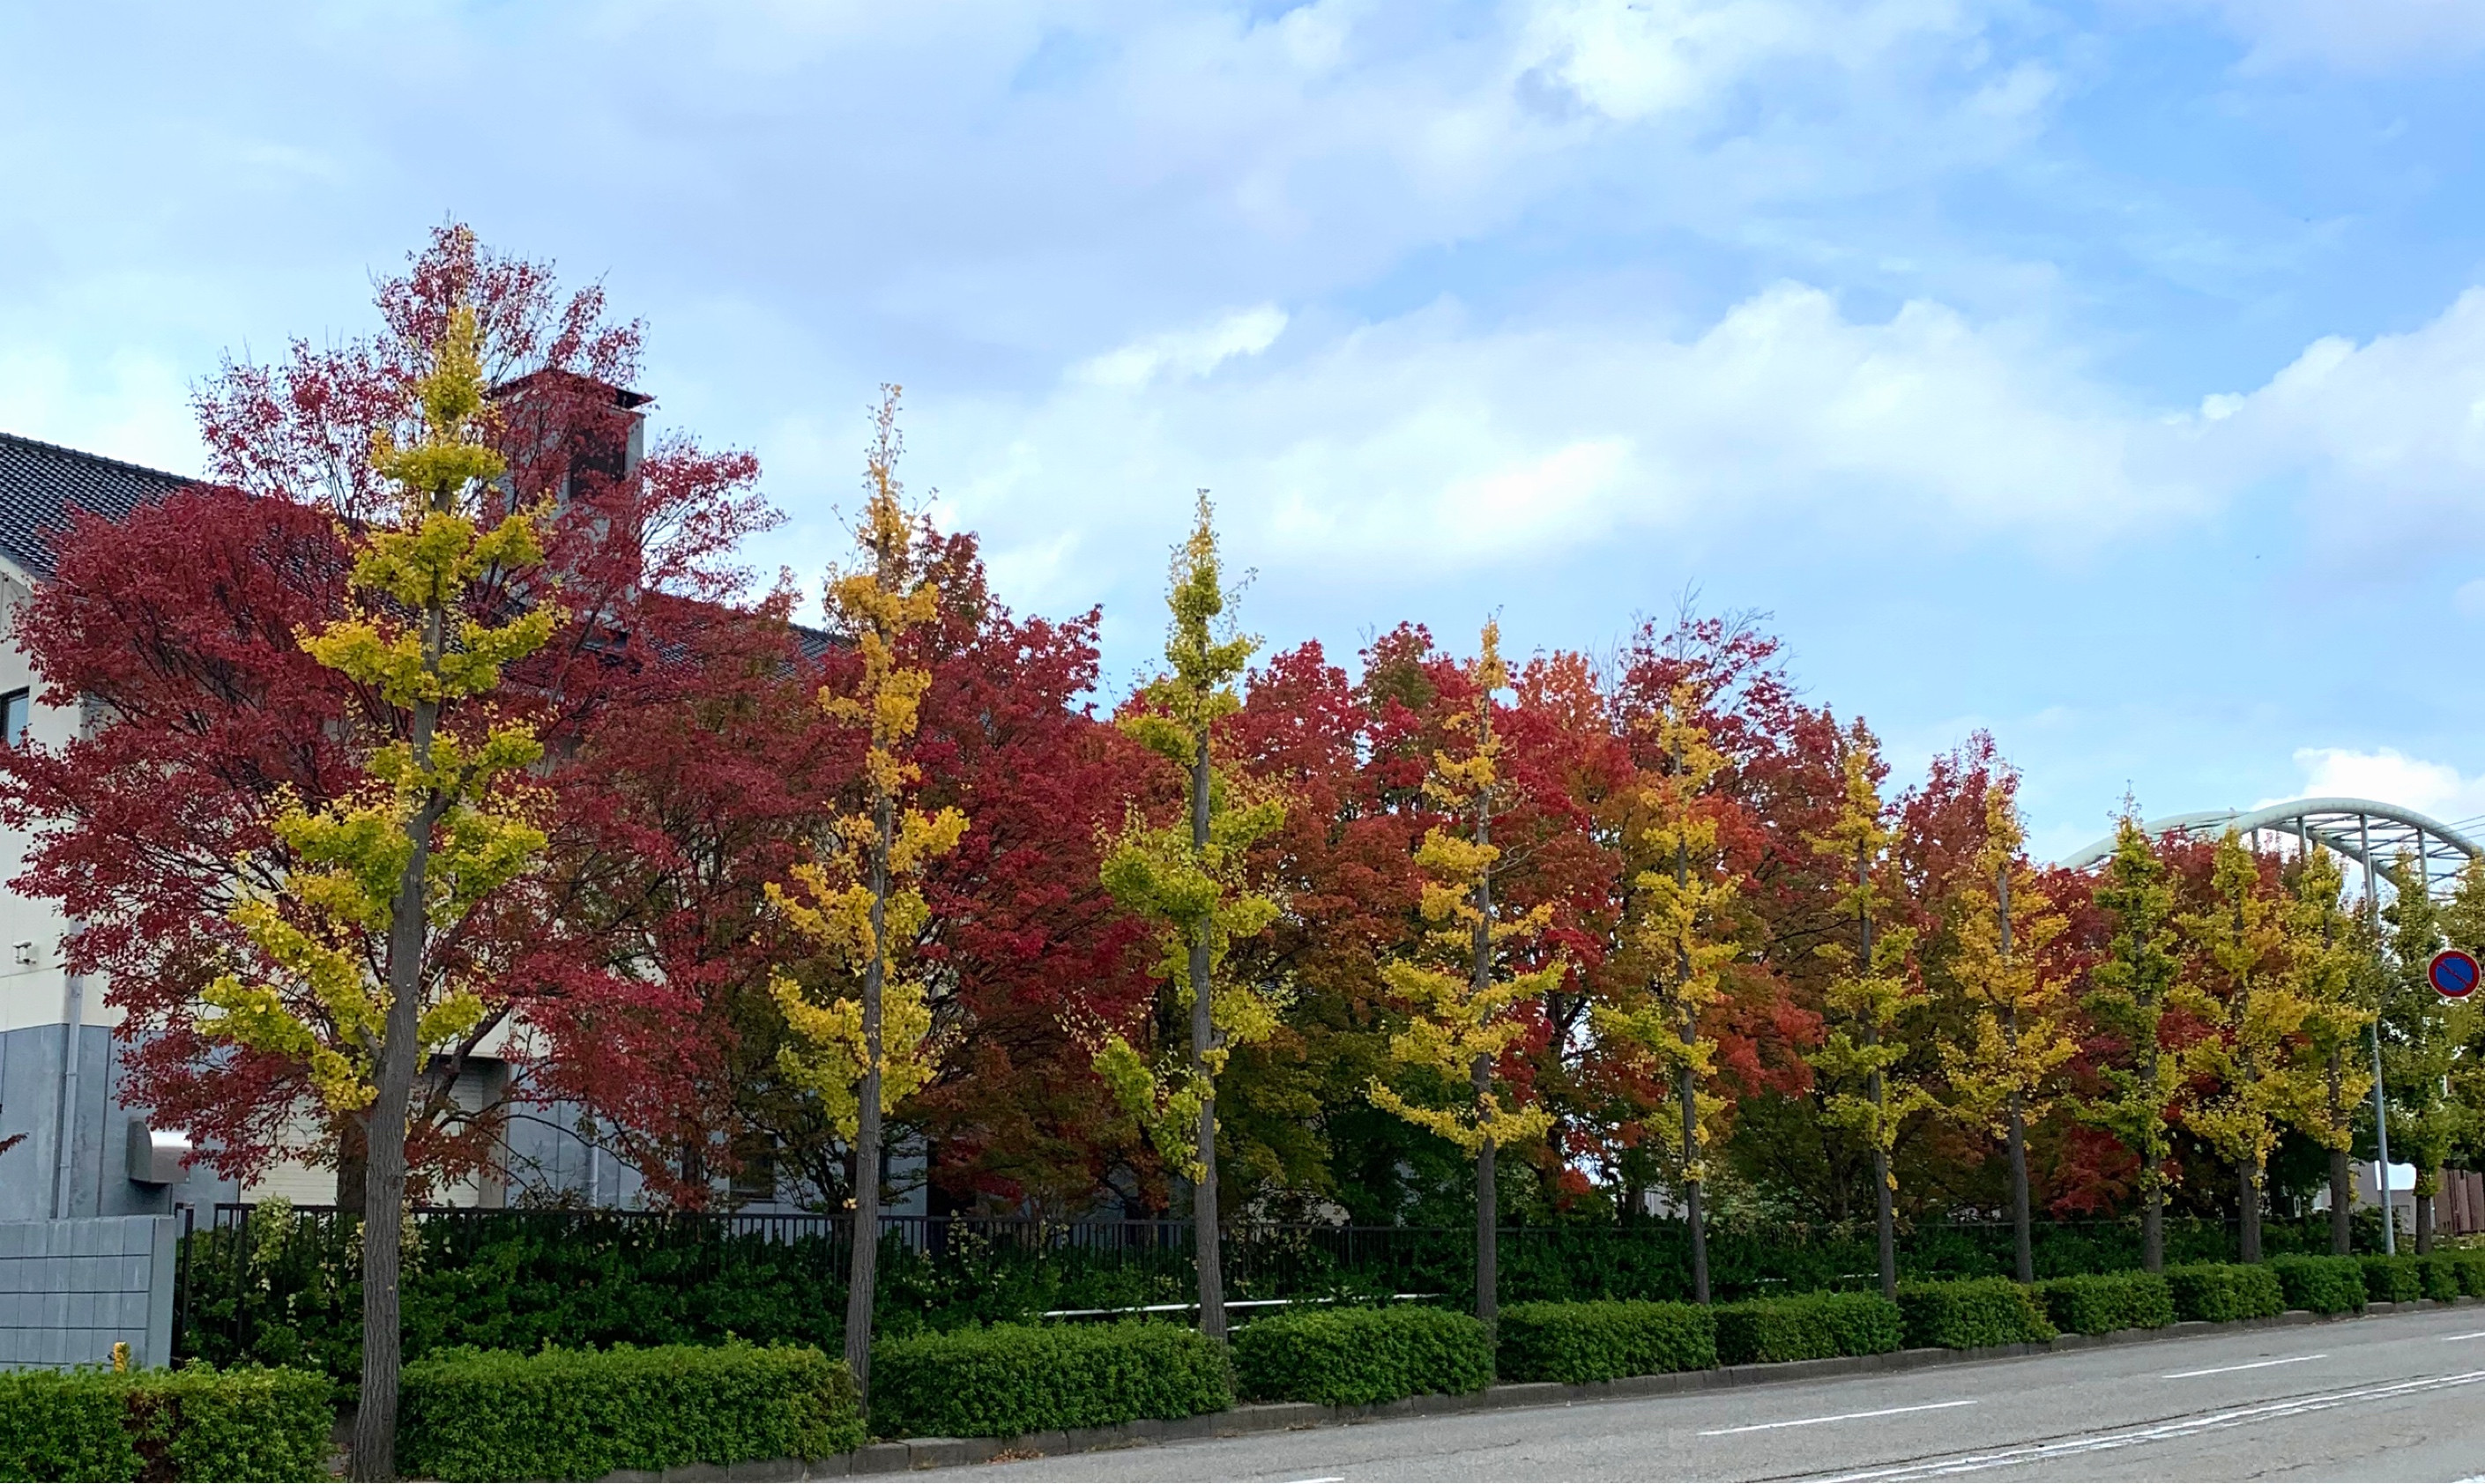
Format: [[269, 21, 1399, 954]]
[[1813, 1367, 2485, 1481], [2438, 1330, 2485, 1342], [1699, 1399, 1978, 1436], [1277, 1477, 1345, 1482], [2161, 1353, 2325, 1379]]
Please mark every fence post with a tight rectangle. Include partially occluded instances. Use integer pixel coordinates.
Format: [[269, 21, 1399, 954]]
[[173, 1205, 194, 1367]]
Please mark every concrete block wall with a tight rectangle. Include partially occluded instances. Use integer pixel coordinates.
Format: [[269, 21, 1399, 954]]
[[0, 1215, 175, 1369]]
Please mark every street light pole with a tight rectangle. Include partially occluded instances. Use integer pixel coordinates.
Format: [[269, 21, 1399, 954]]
[[2361, 812, 2394, 1257]]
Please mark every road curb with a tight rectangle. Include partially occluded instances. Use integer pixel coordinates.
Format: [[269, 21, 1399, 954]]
[[613, 1293, 2479, 1479]]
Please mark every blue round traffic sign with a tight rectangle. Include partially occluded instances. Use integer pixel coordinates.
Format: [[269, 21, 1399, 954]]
[[2429, 948, 2480, 1000]]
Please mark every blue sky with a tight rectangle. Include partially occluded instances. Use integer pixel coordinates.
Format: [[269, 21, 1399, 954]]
[[8, 0, 2485, 859]]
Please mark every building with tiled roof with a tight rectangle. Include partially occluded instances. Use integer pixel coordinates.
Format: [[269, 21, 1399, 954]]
[[0, 419, 841, 1221], [0, 433, 197, 581], [0, 433, 202, 1222]]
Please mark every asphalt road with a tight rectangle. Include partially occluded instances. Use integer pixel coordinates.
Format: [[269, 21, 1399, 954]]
[[918, 1304, 2485, 1481]]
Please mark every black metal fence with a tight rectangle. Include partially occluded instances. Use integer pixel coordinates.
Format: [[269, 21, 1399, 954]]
[[173, 1202, 2374, 1382]]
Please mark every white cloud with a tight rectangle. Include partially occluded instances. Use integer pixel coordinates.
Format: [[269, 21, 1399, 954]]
[[2183, 0, 2485, 73], [920, 280, 2201, 615], [2183, 289, 2485, 549], [1073, 305, 1289, 388], [2288, 747, 2485, 823], [1514, 0, 1980, 121]]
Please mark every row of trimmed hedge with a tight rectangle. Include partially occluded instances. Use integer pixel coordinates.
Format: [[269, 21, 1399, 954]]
[[2354, 1250, 2485, 1304], [872, 1319, 1231, 1439], [1240, 1290, 1908, 1396], [403, 1257, 2485, 1472], [0, 1364, 331, 1482], [81, 1251, 2483, 1481], [2035, 1272, 2173, 1335], [398, 1340, 867, 1482]]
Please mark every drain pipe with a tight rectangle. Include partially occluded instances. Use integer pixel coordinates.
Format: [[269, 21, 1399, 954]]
[[51, 968, 84, 1219]]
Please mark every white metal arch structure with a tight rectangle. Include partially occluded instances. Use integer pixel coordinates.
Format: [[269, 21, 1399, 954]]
[[2058, 797, 2484, 900]]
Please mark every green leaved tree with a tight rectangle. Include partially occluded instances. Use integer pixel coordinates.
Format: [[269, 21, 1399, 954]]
[[1369, 621, 1561, 1328], [1594, 684, 1744, 1304], [2287, 842, 2374, 1256], [1804, 723, 1931, 1301], [766, 390, 968, 1405], [1096, 493, 1286, 1340], [2174, 834, 2317, 1263], [1935, 783, 2072, 1285], [193, 305, 555, 1480], [2378, 852, 2475, 1253], [2079, 814, 2184, 1272]]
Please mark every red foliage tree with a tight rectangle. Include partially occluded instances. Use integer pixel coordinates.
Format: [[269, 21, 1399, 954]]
[[0, 226, 780, 1202]]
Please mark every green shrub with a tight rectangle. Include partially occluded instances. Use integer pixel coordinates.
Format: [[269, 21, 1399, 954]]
[[869, 1321, 1229, 1440], [0, 1364, 330, 1483], [2441, 1247, 2485, 1297], [398, 1341, 862, 1481], [1496, 1301, 1716, 1384], [1714, 1292, 1903, 1364], [0, 1370, 142, 1483], [2269, 1256, 2365, 1315], [1232, 1305, 1491, 1407], [2164, 1264, 2284, 1323], [2420, 1255, 2462, 1302], [2360, 1255, 2424, 1304], [1896, 1280, 2056, 1349], [2034, 1272, 2175, 1335]]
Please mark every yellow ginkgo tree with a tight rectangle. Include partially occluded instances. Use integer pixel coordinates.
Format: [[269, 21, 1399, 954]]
[[195, 304, 554, 1481], [1369, 622, 1561, 1327], [2078, 812, 2186, 1273], [1804, 724, 1931, 1302], [766, 388, 966, 1403], [1094, 493, 1285, 1341], [2176, 834, 2318, 1264], [2284, 842, 2371, 1258], [1937, 782, 2073, 1286], [1595, 684, 1744, 1305]]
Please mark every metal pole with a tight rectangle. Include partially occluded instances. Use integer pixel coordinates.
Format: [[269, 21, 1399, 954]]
[[2362, 812, 2394, 1256]]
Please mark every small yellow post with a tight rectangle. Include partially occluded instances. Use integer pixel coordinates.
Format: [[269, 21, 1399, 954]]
[[111, 1341, 130, 1374]]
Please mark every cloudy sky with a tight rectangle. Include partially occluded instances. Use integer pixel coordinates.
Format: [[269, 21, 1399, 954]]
[[7, 0, 2485, 858]]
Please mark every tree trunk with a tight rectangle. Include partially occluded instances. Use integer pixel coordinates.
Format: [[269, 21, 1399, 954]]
[[334, 1120, 368, 1214], [2239, 1156, 2262, 1262], [2142, 1142, 2164, 1274], [1188, 738, 1225, 1342], [349, 681, 441, 1481], [2329, 1146, 2353, 1254], [2140, 1033, 2163, 1273], [1866, 1032, 1894, 1301], [2144, 1185, 2163, 1274], [2416, 1187, 2435, 1255], [1871, 1142, 1896, 1303], [1475, 1123, 1497, 1328], [2006, 1092, 2034, 1285], [1859, 857, 1894, 1302], [1680, 1044, 1708, 1305], [2329, 1049, 2353, 1255], [1471, 803, 1497, 1330], [1998, 872, 2032, 1286], [844, 789, 895, 1405], [1675, 828, 1708, 1306]]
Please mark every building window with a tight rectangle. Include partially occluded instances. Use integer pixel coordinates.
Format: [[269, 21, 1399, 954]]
[[0, 689, 26, 749]]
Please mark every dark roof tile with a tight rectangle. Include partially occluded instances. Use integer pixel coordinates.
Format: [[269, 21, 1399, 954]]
[[0, 432, 195, 579]]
